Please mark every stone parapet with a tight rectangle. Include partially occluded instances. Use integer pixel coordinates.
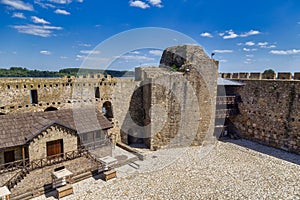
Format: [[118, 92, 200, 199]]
[[219, 72, 300, 80]]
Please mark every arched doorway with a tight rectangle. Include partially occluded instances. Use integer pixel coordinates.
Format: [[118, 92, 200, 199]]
[[102, 101, 113, 119], [44, 106, 58, 112]]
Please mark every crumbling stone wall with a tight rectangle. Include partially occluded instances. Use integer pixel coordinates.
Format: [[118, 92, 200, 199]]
[[230, 79, 300, 154], [28, 124, 78, 161], [125, 45, 218, 150]]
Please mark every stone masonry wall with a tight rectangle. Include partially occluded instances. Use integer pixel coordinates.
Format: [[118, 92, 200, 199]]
[[0, 75, 118, 114], [28, 124, 78, 161], [132, 45, 218, 150], [230, 79, 300, 154]]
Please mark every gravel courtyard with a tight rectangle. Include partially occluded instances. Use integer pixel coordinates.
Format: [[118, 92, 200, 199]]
[[34, 139, 300, 200]]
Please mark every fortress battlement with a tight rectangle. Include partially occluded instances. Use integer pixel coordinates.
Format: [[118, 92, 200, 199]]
[[220, 72, 300, 80]]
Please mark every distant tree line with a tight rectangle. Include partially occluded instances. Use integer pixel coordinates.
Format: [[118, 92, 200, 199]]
[[0, 67, 134, 77]]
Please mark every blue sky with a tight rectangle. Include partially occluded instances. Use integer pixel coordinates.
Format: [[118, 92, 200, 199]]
[[1, 0, 300, 72]]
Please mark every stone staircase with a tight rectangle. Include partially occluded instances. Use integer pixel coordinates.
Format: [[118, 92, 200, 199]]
[[7, 156, 98, 199]]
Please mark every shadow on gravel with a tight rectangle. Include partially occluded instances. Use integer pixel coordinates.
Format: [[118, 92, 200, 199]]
[[220, 138, 300, 165]]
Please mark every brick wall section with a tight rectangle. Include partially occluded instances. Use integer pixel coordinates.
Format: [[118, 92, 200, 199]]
[[28, 124, 78, 160], [230, 79, 300, 154]]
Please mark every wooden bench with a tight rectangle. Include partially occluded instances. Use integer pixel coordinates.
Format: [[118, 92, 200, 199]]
[[103, 169, 116, 181], [56, 184, 73, 199]]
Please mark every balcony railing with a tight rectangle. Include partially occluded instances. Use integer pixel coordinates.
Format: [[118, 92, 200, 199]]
[[215, 108, 239, 118], [2, 147, 105, 190], [216, 96, 236, 105]]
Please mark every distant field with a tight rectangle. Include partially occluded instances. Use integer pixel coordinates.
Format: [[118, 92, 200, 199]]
[[0, 67, 134, 77]]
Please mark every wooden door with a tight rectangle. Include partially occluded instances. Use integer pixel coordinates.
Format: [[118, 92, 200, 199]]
[[4, 150, 15, 163], [47, 139, 63, 158]]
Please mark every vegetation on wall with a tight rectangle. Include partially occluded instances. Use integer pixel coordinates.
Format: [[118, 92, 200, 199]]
[[0, 67, 134, 77], [263, 69, 276, 74]]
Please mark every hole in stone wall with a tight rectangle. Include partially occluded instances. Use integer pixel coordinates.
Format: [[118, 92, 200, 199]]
[[30, 90, 38, 104], [94, 87, 100, 98], [44, 107, 58, 112]]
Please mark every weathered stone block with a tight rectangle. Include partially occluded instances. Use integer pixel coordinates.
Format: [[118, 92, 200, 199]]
[[277, 72, 292, 80]]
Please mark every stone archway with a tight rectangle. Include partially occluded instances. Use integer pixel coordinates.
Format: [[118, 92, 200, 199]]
[[102, 101, 113, 119]]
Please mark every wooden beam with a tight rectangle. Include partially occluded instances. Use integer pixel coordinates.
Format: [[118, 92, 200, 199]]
[[22, 146, 25, 166]]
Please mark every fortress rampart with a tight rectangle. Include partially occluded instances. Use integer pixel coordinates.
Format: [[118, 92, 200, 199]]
[[0, 74, 123, 114], [220, 72, 300, 80], [221, 72, 300, 154]]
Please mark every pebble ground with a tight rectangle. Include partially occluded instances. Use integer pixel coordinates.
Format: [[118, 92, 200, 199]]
[[33, 139, 300, 200]]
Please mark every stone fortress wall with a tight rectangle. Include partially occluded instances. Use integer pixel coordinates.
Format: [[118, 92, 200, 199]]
[[0, 54, 299, 154], [0, 74, 121, 114], [220, 72, 300, 154]]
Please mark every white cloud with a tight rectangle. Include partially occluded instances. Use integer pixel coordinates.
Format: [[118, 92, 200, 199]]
[[11, 24, 63, 37], [116, 55, 155, 61], [222, 30, 238, 39], [1, 0, 34, 11], [212, 50, 233, 53], [245, 41, 255, 46], [60, 56, 68, 59], [258, 42, 268, 46], [246, 54, 254, 57], [80, 50, 101, 54], [12, 12, 26, 19], [200, 32, 213, 38], [148, 0, 162, 8], [34, 0, 55, 9], [76, 54, 109, 62], [54, 9, 70, 15], [240, 30, 261, 37], [76, 55, 85, 60], [257, 42, 276, 49], [47, 0, 72, 4], [243, 48, 257, 52], [40, 50, 51, 55], [219, 59, 228, 63], [298, 22, 300, 25], [130, 51, 140, 54], [77, 0, 83, 2], [220, 29, 261, 39], [129, 0, 150, 9], [31, 16, 50, 24], [149, 50, 163, 56], [78, 43, 91, 47], [269, 49, 300, 55]]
